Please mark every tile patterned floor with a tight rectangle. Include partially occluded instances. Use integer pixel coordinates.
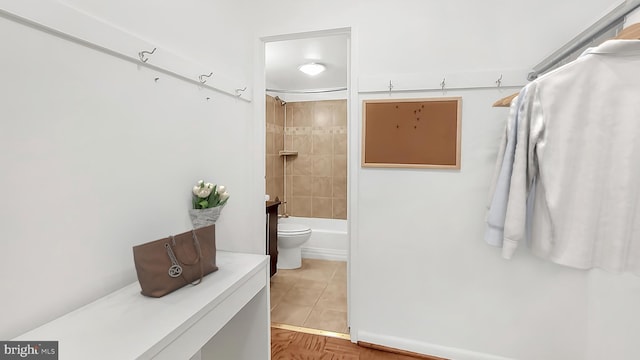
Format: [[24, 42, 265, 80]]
[[271, 259, 348, 334]]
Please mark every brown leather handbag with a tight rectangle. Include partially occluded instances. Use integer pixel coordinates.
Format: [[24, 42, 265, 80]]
[[133, 224, 218, 297]]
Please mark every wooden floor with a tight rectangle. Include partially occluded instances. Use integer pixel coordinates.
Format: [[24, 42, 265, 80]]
[[271, 327, 435, 360]]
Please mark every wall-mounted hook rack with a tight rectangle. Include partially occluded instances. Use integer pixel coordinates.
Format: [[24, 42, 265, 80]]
[[138, 47, 156, 63], [198, 72, 213, 84], [0, 3, 253, 102], [496, 74, 503, 87], [388, 80, 394, 94], [359, 69, 529, 94]]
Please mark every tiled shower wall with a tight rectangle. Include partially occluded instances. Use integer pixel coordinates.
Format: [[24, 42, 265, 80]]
[[285, 100, 347, 219], [266, 97, 347, 219], [265, 95, 285, 210]]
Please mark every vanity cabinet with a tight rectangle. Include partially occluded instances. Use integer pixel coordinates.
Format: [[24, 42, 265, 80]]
[[266, 200, 281, 277]]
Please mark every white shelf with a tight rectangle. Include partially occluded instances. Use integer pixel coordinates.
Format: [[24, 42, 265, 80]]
[[13, 252, 270, 360]]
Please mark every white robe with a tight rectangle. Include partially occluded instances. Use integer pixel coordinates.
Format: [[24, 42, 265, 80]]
[[503, 40, 640, 274]]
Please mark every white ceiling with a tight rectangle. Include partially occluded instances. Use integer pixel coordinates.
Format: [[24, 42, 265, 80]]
[[265, 34, 348, 92]]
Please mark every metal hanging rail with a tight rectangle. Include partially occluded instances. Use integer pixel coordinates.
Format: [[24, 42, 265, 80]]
[[528, 0, 640, 80]]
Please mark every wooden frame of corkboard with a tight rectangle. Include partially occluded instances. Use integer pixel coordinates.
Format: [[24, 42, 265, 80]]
[[362, 97, 462, 169]]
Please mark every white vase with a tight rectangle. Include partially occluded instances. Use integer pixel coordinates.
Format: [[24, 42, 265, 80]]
[[189, 206, 223, 229]]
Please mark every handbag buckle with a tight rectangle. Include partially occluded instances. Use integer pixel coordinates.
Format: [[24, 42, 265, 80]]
[[165, 242, 183, 278], [168, 264, 183, 278]]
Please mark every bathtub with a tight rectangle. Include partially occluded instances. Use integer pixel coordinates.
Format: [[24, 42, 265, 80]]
[[278, 217, 348, 261]]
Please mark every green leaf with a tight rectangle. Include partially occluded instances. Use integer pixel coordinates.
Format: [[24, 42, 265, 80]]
[[198, 199, 209, 209], [210, 191, 220, 207]]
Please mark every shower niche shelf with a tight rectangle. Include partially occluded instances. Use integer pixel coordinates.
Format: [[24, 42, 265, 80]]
[[279, 150, 298, 156]]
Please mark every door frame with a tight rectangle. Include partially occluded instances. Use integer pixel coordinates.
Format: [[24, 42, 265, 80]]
[[254, 26, 360, 341]]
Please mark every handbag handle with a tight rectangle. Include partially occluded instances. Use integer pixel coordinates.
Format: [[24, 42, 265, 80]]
[[172, 231, 202, 266], [166, 230, 205, 285]]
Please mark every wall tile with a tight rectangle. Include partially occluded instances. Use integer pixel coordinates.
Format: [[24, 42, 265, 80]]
[[274, 131, 284, 152], [332, 176, 347, 199], [285, 134, 293, 151], [290, 196, 312, 217], [275, 102, 285, 126], [291, 155, 312, 176], [312, 177, 332, 197], [292, 175, 312, 196], [273, 99, 349, 220], [266, 130, 275, 155], [274, 156, 284, 178], [333, 100, 347, 126], [266, 154, 274, 179], [312, 134, 332, 155], [333, 133, 347, 155], [293, 134, 312, 155], [292, 103, 313, 127], [313, 155, 332, 177], [273, 177, 284, 201], [333, 155, 347, 178], [333, 198, 347, 219], [285, 104, 293, 126], [285, 175, 293, 200], [313, 102, 333, 128], [312, 197, 333, 218]]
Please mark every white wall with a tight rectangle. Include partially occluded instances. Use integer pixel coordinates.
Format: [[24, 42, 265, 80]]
[[253, 1, 640, 360], [4, 1, 639, 358], [586, 271, 640, 360], [0, 0, 262, 340]]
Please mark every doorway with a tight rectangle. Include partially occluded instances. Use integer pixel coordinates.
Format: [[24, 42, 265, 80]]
[[261, 28, 351, 337]]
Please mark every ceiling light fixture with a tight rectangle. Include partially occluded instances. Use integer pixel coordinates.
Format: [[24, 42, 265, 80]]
[[298, 62, 326, 76]]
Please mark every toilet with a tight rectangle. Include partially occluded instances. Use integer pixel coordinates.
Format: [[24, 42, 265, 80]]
[[277, 223, 312, 269]]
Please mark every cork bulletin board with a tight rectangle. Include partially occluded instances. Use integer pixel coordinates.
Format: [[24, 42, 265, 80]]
[[362, 97, 462, 169]]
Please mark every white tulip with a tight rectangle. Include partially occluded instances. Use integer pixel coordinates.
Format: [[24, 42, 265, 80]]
[[206, 182, 214, 189], [194, 186, 213, 198], [217, 185, 226, 194], [219, 192, 230, 201], [197, 180, 204, 187]]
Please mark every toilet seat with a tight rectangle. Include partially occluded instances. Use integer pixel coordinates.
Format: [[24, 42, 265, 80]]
[[278, 223, 311, 236]]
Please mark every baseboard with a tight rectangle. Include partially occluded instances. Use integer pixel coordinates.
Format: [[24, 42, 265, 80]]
[[358, 341, 446, 360], [301, 247, 348, 262], [357, 331, 514, 360]]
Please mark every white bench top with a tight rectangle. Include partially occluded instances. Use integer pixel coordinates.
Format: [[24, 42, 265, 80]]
[[14, 251, 269, 360]]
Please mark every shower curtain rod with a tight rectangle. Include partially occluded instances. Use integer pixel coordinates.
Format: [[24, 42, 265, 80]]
[[528, 0, 640, 80], [266, 87, 347, 94]]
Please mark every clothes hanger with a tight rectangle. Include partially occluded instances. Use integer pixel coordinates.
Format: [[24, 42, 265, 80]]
[[492, 92, 519, 107], [492, 23, 640, 108], [614, 22, 640, 39]]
